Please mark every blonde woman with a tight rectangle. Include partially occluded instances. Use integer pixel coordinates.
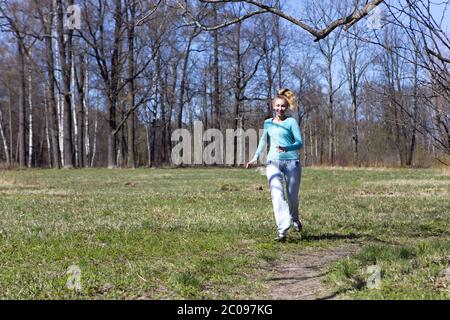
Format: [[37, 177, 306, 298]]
[[246, 89, 303, 242]]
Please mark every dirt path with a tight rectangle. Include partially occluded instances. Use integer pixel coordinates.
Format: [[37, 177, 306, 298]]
[[267, 244, 360, 300]]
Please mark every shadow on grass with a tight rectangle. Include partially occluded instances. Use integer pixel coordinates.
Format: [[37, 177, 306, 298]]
[[300, 233, 360, 241], [283, 232, 361, 244], [284, 232, 393, 244]]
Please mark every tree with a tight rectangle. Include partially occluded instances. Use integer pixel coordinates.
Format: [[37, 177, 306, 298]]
[[56, 0, 75, 168], [0, 1, 29, 168], [341, 22, 370, 166], [125, 0, 136, 168], [78, 0, 124, 168], [353, 0, 449, 156], [35, 0, 61, 168], [305, 0, 345, 166]]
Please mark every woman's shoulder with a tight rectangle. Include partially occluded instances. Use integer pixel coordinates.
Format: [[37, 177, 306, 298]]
[[287, 116, 299, 125], [263, 118, 274, 125]]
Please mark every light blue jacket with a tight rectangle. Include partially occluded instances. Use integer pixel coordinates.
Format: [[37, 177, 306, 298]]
[[251, 117, 303, 162]]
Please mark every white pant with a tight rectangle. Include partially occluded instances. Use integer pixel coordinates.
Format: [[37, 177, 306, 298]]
[[265, 159, 302, 236]]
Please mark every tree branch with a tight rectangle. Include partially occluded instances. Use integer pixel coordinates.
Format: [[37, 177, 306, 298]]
[[426, 47, 450, 64], [189, 0, 385, 41], [136, 0, 163, 26]]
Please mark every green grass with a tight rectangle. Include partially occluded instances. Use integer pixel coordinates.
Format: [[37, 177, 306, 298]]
[[0, 167, 449, 299], [326, 241, 450, 299]]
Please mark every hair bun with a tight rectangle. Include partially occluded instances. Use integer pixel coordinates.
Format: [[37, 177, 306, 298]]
[[277, 88, 298, 112], [279, 88, 289, 96]]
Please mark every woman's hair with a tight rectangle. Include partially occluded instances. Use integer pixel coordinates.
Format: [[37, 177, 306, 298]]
[[275, 88, 298, 112]]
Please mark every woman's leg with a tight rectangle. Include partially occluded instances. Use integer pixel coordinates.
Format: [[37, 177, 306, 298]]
[[266, 161, 291, 236], [284, 160, 302, 225]]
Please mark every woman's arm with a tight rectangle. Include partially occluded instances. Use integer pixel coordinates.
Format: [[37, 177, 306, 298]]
[[250, 122, 268, 162], [283, 119, 303, 151]]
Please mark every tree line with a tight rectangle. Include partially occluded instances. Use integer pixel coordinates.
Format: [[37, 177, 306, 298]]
[[0, 0, 448, 169]]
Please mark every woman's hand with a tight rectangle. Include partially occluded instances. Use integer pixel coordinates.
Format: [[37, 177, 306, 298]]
[[276, 146, 287, 153], [246, 159, 257, 169]]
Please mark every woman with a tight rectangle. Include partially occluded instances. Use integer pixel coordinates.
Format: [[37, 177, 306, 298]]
[[246, 89, 303, 243]]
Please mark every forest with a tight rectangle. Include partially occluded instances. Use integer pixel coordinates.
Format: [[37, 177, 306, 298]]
[[0, 0, 449, 169]]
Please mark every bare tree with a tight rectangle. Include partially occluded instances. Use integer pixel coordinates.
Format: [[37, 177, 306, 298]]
[[126, 0, 137, 168], [0, 1, 29, 168], [341, 22, 370, 166], [177, 26, 200, 129], [351, 0, 449, 155], [305, 0, 345, 165], [56, 0, 75, 168], [74, 52, 87, 167], [225, 19, 263, 165], [212, 8, 221, 130], [34, 0, 62, 168], [78, 0, 124, 168]]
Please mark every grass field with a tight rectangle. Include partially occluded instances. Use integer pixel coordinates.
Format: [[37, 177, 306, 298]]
[[0, 167, 449, 299]]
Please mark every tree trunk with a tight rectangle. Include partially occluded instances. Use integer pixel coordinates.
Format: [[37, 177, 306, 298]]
[[71, 54, 79, 167], [0, 107, 11, 167], [39, 0, 62, 168], [391, 93, 404, 166], [351, 96, 359, 166], [146, 117, 152, 168], [327, 96, 335, 166], [52, 0, 64, 167], [126, 0, 136, 168], [27, 63, 33, 168], [309, 117, 314, 166], [8, 89, 13, 164], [155, 45, 164, 164], [57, 0, 74, 168], [44, 85, 52, 168], [202, 74, 209, 128], [326, 58, 335, 166], [107, 97, 117, 168], [407, 53, 419, 166], [91, 109, 98, 167], [76, 54, 86, 168], [304, 114, 309, 166], [107, 0, 123, 169], [234, 23, 242, 167], [165, 65, 175, 165], [213, 10, 221, 130], [84, 64, 90, 168], [177, 28, 197, 129], [18, 39, 27, 168]]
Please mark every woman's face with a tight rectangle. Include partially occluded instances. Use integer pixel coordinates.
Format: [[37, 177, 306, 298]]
[[273, 98, 288, 117]]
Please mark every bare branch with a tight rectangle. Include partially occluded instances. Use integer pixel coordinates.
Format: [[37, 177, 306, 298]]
[[426, 47, 450, 64], [176, 0, 267, 31], [187, 0, 385, 41], [136, 0, 163, 26]]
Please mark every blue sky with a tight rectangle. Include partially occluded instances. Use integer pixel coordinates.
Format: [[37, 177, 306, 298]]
[[283, 0, 450, 34]]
